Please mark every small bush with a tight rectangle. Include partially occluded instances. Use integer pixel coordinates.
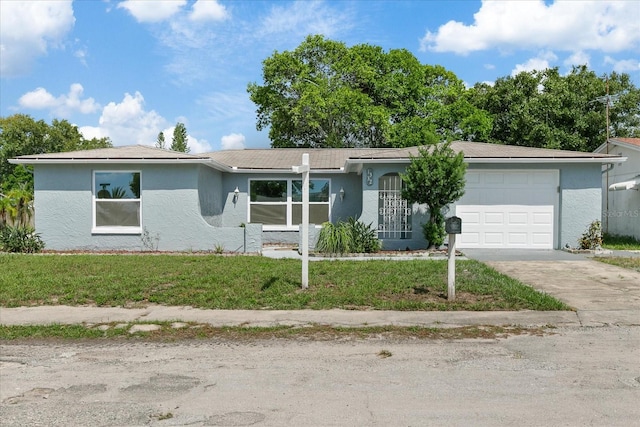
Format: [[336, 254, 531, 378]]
[[316, 219, 381, 255], [578, 220, 602, 250], [0, 225, 45, 253]]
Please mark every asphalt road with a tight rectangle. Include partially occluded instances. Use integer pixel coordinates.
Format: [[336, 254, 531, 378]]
[[2, 326, 639, 426]]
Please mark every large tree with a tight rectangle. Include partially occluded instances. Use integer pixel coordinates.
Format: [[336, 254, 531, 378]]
[[248, 35, 491, 148], [0, 114, 112, 193], [400, 142, 466, 249], [469, 66, 640, 152]]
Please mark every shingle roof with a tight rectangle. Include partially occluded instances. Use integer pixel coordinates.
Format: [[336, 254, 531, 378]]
[[14, 145, 209, 160], [610, 138, 640, 148], [12, 141, 622, 170], [206, 141, 619, 170]]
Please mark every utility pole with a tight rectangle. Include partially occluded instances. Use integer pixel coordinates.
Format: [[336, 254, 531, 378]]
[[591, 78, 620, 233]]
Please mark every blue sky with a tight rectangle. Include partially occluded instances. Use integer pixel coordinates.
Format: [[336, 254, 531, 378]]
[[1, 0, 639, 152]]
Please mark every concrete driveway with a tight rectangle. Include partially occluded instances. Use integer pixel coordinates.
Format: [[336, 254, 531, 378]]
[[464, 249, 640, 326]]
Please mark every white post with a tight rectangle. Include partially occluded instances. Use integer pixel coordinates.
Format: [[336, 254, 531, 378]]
[[447, 233, 456, 301], [293, 153, 310, 289]]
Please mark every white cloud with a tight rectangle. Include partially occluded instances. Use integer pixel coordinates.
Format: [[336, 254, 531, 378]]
[[259, 0, 353, 39], [117, 0, 186, 23], [564, 51, 591, 69], [189, 0, 229, 22], [421, 1, 640, 55], [604, 56, 640, 74], [187, 135, 212, 153], [511, 51, 558, 76], [95, 91, 167, 145], [18, 83, 100, 116], [221, 133, 246, 150], [0, 0, 75, 76]]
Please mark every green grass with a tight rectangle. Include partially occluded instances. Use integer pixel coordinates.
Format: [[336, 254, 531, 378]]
[[0, 323, 549, 341], [594, 256, 640, 272], [0, 254, 569, 311], [602, 233, 640, 251]]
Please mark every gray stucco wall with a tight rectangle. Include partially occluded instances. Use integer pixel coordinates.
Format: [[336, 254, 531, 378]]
[[32, 160, 603, 252], [558, 163, 604, 248], [33, 164, 260, 252]]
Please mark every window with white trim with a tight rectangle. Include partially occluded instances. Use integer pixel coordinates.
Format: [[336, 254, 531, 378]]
[[378, 173, 412, 239], [249, 179, 330, 229], [93, 171, 141, 233]]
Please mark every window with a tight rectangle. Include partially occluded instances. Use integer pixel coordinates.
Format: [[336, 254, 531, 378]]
[[378, 173, 412, 239], [249, 179, 330, 229], [93, 171, 141, 233]]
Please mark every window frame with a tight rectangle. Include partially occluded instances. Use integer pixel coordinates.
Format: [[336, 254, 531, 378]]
[[92, 170, 142, 234], [248, 178, 331, 230]]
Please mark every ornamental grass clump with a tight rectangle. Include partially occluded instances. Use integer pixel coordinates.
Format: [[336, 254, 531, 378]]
[[0, 225, 45, 253], [316, 218, 381, 255]]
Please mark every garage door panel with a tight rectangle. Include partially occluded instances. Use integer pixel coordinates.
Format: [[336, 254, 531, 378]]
[[455, 169, 558, 249]]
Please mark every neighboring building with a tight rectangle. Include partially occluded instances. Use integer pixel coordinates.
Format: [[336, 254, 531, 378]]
[[10, 141, 624, 252], [594, 138, 640, 239]]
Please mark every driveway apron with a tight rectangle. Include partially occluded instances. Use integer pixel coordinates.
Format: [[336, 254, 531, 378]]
[[464, 250, 640, 326]]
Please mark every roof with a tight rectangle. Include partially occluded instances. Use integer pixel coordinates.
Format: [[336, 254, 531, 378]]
[[12, 145, 210, 160], [594, 138, 640, 154], [10, 141, 625, 172]]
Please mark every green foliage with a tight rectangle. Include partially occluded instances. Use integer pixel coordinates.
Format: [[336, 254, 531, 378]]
[[109, 186, 127, 199], [400, 142, 466, 248], [602, 233, 640, 251], [156, 131, 166, 149], [170, 122, 190, 153], [248, 35, 491, 148], [0, 185, 33, 227], [422, 221, 446, 248], [316, 221, 353, 254], [0, 114, 112, 194], [578, 220, 603, 250], [0, 225, 45, 253], [316, 218, 381, 254], [346, 218, 382, 253], [469, 66, 640, 152]]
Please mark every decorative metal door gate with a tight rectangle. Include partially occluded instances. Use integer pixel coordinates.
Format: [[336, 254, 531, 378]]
[[378, 174, 412, 239]]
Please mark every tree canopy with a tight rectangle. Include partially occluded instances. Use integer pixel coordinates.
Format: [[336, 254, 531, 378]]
[[0, 114, 112, 193], [248, 35, 492, 148], [468, 66, 640, 152]]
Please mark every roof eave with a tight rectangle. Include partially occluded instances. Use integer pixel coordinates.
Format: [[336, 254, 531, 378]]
[[464, 157, 626, 164]]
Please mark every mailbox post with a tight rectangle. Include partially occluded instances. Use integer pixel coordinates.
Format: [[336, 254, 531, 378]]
[[445, 216, 462, 301]]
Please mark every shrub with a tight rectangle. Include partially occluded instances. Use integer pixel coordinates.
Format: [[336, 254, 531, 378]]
[[0, 225, 45, 253], [315, 219, 381, 255], [578, 220, 602, 250]]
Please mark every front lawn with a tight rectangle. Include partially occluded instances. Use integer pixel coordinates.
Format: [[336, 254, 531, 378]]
[[0, 254, 569, 311]]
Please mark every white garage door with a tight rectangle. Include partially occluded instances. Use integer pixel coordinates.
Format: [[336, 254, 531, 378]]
[[455, 170, 559, 249]]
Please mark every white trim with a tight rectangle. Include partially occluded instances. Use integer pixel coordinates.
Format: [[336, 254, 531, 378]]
[[92, 170, 142, 235], [248, 178, 331, 230]]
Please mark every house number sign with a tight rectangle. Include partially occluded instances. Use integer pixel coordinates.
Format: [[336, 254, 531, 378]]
[[366, 168, 373, 186]]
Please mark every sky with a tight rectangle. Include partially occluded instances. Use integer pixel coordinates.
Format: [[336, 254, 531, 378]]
[[1, 0, 639, 153]]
